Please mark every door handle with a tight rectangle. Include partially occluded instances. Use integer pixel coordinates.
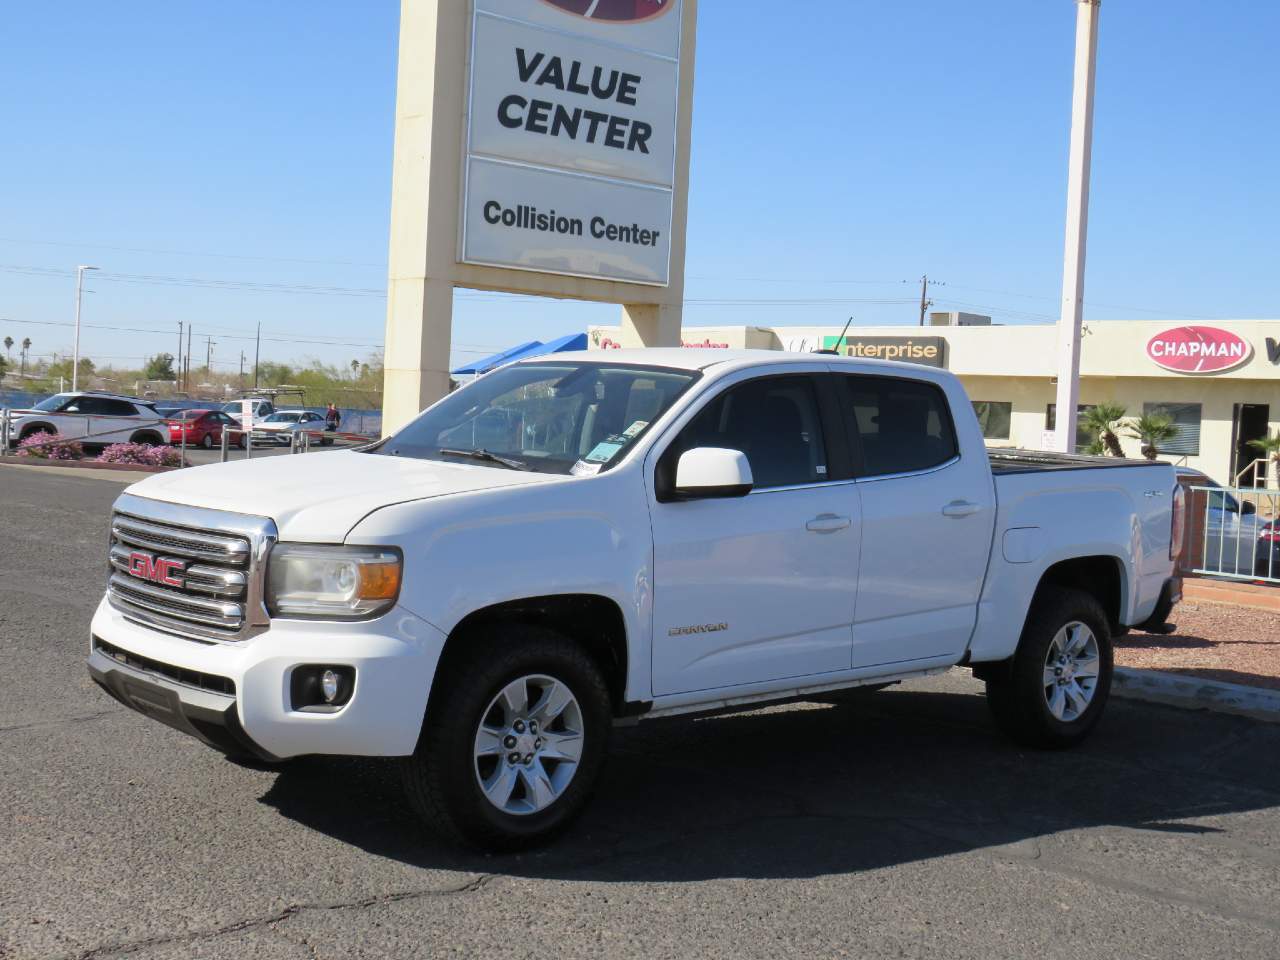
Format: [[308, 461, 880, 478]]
[[806, 513, 851, 533], [941, 500, 980, 519]]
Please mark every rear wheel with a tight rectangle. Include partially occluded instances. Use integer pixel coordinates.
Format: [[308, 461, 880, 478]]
[[129, 430, 164, 447], [985, 587, 1113, 749], [402, 625, 611, 851], [200, 433, 214, 449]]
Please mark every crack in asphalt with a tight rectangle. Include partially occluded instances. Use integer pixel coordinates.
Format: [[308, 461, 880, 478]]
[[0, 710, 118, 735], [66, 874, 499, 960]]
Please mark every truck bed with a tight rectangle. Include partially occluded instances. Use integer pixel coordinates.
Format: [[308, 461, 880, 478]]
[[988, 448, 1168, 474]]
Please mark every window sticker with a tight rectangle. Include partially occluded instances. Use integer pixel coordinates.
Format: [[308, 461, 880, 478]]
[[585, 439, 625, 463], [622, 420, 649, 439], [570, 460, 603, 476]]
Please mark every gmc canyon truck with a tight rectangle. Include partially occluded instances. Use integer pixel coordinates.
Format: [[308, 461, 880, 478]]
[[89, 350, 1182, 850]]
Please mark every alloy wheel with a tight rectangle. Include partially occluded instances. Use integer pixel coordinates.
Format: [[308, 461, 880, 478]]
[[1042, 620, 1100, 722]]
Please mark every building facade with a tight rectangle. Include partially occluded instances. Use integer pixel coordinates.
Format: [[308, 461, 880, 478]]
[[587, 320, 1280, 485]]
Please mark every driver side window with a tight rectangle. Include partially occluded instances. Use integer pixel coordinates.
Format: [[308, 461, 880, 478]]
[[660, 375, 828, 491]]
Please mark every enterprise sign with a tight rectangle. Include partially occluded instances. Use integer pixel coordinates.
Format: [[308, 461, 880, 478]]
[[461, 0, 682, 285], [821, 334, 947, 368]]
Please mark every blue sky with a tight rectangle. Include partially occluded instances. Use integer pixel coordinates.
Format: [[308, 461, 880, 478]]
[[2, 0, 1277, 375]]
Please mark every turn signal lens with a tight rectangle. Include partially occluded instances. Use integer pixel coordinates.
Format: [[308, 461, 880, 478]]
[[267, 544, 403, 619]]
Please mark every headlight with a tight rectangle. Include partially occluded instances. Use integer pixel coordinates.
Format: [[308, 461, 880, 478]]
[[266, 544, 402, 619]]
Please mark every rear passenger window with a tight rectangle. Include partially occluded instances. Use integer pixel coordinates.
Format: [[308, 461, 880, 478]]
[[844, 376, 958, 477], [662, 375, 827, 490]]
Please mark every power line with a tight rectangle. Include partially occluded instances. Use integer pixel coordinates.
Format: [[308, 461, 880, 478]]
[[0, 236, 385, 269]]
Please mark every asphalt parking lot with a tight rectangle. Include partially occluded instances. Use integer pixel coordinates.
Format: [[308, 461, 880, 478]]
[[3, 466, 1279, 960]]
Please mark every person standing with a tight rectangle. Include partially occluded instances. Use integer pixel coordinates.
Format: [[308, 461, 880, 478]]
[[324, 402, 341, 432]]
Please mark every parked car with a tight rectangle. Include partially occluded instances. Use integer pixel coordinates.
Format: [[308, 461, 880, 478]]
[[1175, 467, 1277, 578], [90, 350, 1181, 850], [221, 398, 275, 426], [165, 409, 245, 450], [6, 392, 166, 450], [250, 409, 330, 446]]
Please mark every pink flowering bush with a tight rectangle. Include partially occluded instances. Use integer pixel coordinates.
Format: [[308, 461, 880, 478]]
[[95, 442, 183, 468], [16, 430, 83, 460]]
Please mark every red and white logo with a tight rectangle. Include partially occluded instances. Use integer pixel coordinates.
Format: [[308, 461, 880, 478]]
[[539, 0, 671, 24], [128, 551, 186, 589], [1146, 326, 1253, 374]]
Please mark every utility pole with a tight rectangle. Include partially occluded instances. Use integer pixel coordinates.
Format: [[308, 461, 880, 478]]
[[1054, 0, 1101, 453], [206, 336, 214, 376], [239, 351, 246, 386], [177, 321, 183, 381], [253, 322, 261, 390], [71, 265, 99, 391], [185, 325, 193, 393], [915, 275, 945, 326]]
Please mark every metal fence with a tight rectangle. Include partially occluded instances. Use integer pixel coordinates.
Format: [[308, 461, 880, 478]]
[[1184, 484, 1280, 584]]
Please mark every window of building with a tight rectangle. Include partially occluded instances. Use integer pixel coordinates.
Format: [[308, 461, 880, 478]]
[[843, 376, 958, 476], [1143, 402, 1201, 456], [662, 375, 828, 489], [971, 401, 1012, 440], [1045, 404, 1096, 454]]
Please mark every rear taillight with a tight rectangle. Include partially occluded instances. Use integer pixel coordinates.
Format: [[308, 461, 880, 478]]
[[1170, 484, 1186, 561]]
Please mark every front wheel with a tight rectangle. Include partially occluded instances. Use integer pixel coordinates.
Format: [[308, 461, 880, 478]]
[[402, 626, 611, 851], [984, 587, 1113, 749], [201, 433, 214, 449]]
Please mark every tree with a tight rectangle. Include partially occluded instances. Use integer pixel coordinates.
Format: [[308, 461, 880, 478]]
[[1126, 413, 1177, 461], [3, 335, 11, 362], [1081, 402, 1127, 456], [1246, 431, 1280, 488], [350, 358, 360, 379], [143, 353, 176, 381], [20, 337, 31, 379], [0, 353, 7, 378]]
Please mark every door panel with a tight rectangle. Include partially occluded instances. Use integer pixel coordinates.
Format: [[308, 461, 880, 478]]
[[648, 372, 861, 697], [838, 374, 996, 668]]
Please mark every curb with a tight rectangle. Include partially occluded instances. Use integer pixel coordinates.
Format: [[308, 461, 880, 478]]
[[0, 457, 175, 475], [1113, 667, 1280, 723]]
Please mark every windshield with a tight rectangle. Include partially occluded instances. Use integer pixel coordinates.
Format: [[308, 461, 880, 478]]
[[32, 394, 72, 412], [265, 413, 301, 423], [376, 361, 699, 474]]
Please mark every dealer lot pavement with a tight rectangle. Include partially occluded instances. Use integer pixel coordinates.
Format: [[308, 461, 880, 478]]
[[3, 469, 1279, 960]]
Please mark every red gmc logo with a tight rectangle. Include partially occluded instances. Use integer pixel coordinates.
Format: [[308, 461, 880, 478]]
[[128, 551, 186, 588]]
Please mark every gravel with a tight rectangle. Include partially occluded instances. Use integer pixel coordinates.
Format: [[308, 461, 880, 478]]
[[1115, 600, 1280, 690]]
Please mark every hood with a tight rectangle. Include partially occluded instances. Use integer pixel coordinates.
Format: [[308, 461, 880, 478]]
[[123, 450, 558, 541]]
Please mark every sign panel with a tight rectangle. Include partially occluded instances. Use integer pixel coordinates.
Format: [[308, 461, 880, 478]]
[[239, 398, 255, 431], [821, 334, 947, 368], [1146, 326, 1253, 374], [462, 0, 683, 285]]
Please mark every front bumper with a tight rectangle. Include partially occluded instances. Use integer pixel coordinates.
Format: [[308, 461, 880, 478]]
[[88, 595, 447, 758]]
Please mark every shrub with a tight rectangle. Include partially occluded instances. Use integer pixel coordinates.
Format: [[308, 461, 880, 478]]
[[16, 430, 83, 460], [95, 442, 183, 468]]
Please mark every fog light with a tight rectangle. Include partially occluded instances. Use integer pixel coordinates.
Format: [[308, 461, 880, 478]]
[[321, 669, 340, 703]]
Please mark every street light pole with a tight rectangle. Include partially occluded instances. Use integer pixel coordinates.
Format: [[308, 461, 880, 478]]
[[71, 265, 99, 392], [1053, 0, 1100, 453]]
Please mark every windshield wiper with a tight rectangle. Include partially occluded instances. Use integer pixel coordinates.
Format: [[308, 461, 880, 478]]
[[438, 448, 531, 471]]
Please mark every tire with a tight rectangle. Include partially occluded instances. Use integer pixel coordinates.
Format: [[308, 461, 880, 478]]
[[130, 431, 163, 447], [402, 625, 612, 851], [201, 433, 213, 449], [19, 423, 56, 442], [984, 587, 1113, 749], [237, 434, 246, 450]]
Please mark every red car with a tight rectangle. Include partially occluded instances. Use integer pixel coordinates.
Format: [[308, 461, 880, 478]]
[[165, 409, 245, 449]]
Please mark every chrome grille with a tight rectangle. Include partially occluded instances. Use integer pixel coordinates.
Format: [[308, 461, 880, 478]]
[[106, 493, 276, 642]]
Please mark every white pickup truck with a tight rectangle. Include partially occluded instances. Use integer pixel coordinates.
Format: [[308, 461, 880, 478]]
[[89, 350, 1183, 849]]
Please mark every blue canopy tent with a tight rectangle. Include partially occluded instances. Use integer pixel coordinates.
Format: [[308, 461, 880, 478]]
[[450, 333, 587, 377], [450, 340, 542, 377]]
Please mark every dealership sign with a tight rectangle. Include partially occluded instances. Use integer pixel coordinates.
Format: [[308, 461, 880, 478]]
[[821, 334, 947, 368], [460, 0, 682, 285], [1146, 326, 1253, 374]]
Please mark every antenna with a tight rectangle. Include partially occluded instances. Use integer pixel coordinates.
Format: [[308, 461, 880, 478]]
[[814, 316, 855, 355]]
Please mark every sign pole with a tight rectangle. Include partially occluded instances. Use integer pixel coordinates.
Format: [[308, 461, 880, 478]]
[[1053, 0, 1100, 454]]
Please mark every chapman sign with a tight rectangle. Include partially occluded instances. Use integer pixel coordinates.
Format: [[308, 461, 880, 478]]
[[461, 0, 682, 285], [1146, 326, 1253, 374]]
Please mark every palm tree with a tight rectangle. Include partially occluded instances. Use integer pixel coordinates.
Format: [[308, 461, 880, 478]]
[[1247, 431, 1280, 488], [3, 335, 12, 363], [20, 337, 31, 380], [1081, 402, 1127, 456], [350, 358, 360, 380], [1126, 413, 1178, 461]]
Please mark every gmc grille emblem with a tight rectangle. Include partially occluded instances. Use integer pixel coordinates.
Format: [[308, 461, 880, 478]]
[[128, 551, 186, 588]]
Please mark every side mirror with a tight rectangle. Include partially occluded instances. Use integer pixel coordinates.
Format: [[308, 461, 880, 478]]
[[672, 447, 753, 500], [1241, 501, 1256, 516]]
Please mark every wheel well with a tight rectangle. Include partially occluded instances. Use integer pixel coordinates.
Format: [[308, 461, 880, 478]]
[[439, 594, 629, 713], [130, 430, 163, 445], [1034, 556, 1125, 631], [19, 422, 56, 440]]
